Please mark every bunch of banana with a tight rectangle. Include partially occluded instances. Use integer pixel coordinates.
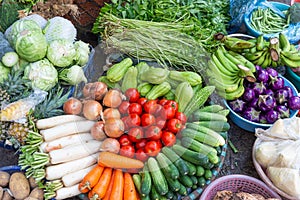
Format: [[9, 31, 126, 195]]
[[207, 46, 256, 101], [279, 33, 300, 68]]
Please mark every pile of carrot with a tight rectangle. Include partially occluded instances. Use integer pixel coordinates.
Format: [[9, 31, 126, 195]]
[[79, 165, 139, 200]]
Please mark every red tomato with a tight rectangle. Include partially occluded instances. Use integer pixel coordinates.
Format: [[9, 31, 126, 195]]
[[144, 140, 161, 157], [145, 125, 162, 140], [153, 104, 166, 118], [175, 112, 187, 124], [163, 105, 176, 120], [128, 113, 141, 127], [166, 100, 178, 112], [155, 116, 167, 129], [141, 113, 156, 127], [135, 138, 147, 149], [118, 101, 130, 115], [143, 100, 158, 114], [158, 98, 169, 106], [118, 134, 132, 146], [137, 97, 148, 106], [125, 88, 140, 103], [128, 127, 144, 142], [156, 140, 162, 149], [135, 148, 148, 162], [167, 118, 182, 133], [120, 145, 135, 158], [128, 103, 142, 115], [161, 131, 176, 147]]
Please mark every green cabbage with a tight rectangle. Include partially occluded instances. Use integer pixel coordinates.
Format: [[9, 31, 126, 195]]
[[47, 39, 76, 67], [74, 40, 91, 66], [9, 20, 47, 62], [24, 58, 58, 91], [0, 62, 11, 83], [58, 65, 87, 85]]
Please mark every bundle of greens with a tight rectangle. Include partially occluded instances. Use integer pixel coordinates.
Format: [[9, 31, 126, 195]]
[[92, 0, 231, 52], [100, 13, 210, 74]]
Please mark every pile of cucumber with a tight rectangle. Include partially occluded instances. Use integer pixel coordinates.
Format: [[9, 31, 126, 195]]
[[132, 104, 229, 200]]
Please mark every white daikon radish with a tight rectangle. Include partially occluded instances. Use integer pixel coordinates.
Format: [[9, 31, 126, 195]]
[[49, 140, 102, 164], [41, 120, 95, 142], [62, 164, 96, 187], [36, 114, 86, 130], [41, 133, 93, 152], [46, 153, 98, 180], [55, 184, 81, 200]]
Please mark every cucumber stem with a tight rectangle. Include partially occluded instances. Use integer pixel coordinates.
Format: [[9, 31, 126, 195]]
[[228, 139, 239, 153]]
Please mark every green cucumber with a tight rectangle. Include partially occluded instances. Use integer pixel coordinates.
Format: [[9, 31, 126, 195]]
[[184, 160, 196, 176], [196, 166, 205, 177], [148, 157, 169, 196], [218, 109, 230, 116], [156, 153, 179, 179], [178, 175, 193, 188], [190, 175, 198, 186], [198, 176, 206, 187], [162, 147, 189, 176], [164, 175, 181, 192], [172, 144, 209, 166], [132, 174, 142, 195], [181, 137, 219, 164], [184, 124, 226, 146], [151, 185, 161, 200], [204, 169, 213, 180], [140, 164, 152, 196], [192, 111, 227, 122], [177, 182, 188, 196], [198, 104, 224, 113], [193, 121, 230, 132], [180, 128, 222, 147], [165, 189, 175, 200]]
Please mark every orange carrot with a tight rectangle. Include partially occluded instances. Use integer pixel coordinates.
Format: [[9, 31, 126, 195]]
[[98, 152, 144, 169], [110, 169, 124, 200], [124, 172, 139, 200], [78, 165, 104, 193], [89, 167, 113, 199], [102, 169, 116, 200]]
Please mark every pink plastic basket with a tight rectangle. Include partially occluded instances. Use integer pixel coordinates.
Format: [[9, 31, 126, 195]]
[[199, 174, 282, 200]]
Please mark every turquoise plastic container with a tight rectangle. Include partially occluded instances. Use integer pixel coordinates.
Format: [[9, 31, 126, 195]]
[[244, 2, 290, 40], [285, 67, 300, 91]]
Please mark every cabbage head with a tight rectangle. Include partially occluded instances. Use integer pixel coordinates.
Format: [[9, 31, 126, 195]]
[[47, 39, 76, 67], [0, 62, 11, 83], [59, 65, 87, 85], [74, 40, 91, 66], [24, 58, 58, 91]]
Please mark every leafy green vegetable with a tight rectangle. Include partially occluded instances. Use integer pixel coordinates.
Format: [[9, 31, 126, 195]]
[[74, 41, 90, 66], [93, 0, 230, 52], [289, 3, 300, 24], [47, 39, 76, 67], [0, 62, 11, 83], [58, 65, 87, 85], [23, 58, 58, 91]]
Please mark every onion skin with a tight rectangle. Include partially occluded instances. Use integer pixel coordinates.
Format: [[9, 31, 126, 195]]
[[104, 118, 125, 138], [63, 97, 83, 115], [102, 108, 121, 121], [82, 100, 103, 120], [91, 121, 106, 141], [103, 89, 123, 108], [100, 138, 120, 153], [82, 82, 108, 101]]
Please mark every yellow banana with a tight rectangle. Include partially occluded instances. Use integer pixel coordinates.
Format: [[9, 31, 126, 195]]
[[226, 51, 256, 72], [209, 78, 240, 93], [218, 81, 245, 101], [211, 54, 233, 76], [215, 47, 239, 73], [280, 50, 300, 61], [223, 36, 256, 50], [260, 52, 271, 68], [244, 50, 267, 61], [279, 33, 290, 52], [271, 60, 278, 68], [256, 34, 265, 51], [280, 55, 300, 68], [253, 50, 268, 67]]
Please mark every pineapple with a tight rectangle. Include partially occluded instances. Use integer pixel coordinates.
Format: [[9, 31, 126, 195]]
[[0, 88, 10, 109]]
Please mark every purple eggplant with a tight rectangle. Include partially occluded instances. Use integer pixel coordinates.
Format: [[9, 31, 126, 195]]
[[265, 110, 279, 124], [256, 69, 269, 83], [275, 105, 290, 118], [253, 82, 266, 96], [242, 88, 256, 102], [243, 107, 261, 123], [284, 86, 294, 98], [259, 114, 267, 124], [266, 67, 278, 78], [258, 95, 276, 112], [269, 76, 284, 91], [249, 98, 259, 108], [288, 96, 300, 110], [264, 89, 274, 97], [275, 88, 289, 104], [255, 65, 262, 72], [229, 99, 246, 113]]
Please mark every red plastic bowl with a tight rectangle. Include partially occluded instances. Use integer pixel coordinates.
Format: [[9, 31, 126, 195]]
[[199, 174, 282, 200]]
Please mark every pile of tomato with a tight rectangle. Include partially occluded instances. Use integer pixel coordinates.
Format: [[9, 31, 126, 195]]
[[117, 88, 187, 162]]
